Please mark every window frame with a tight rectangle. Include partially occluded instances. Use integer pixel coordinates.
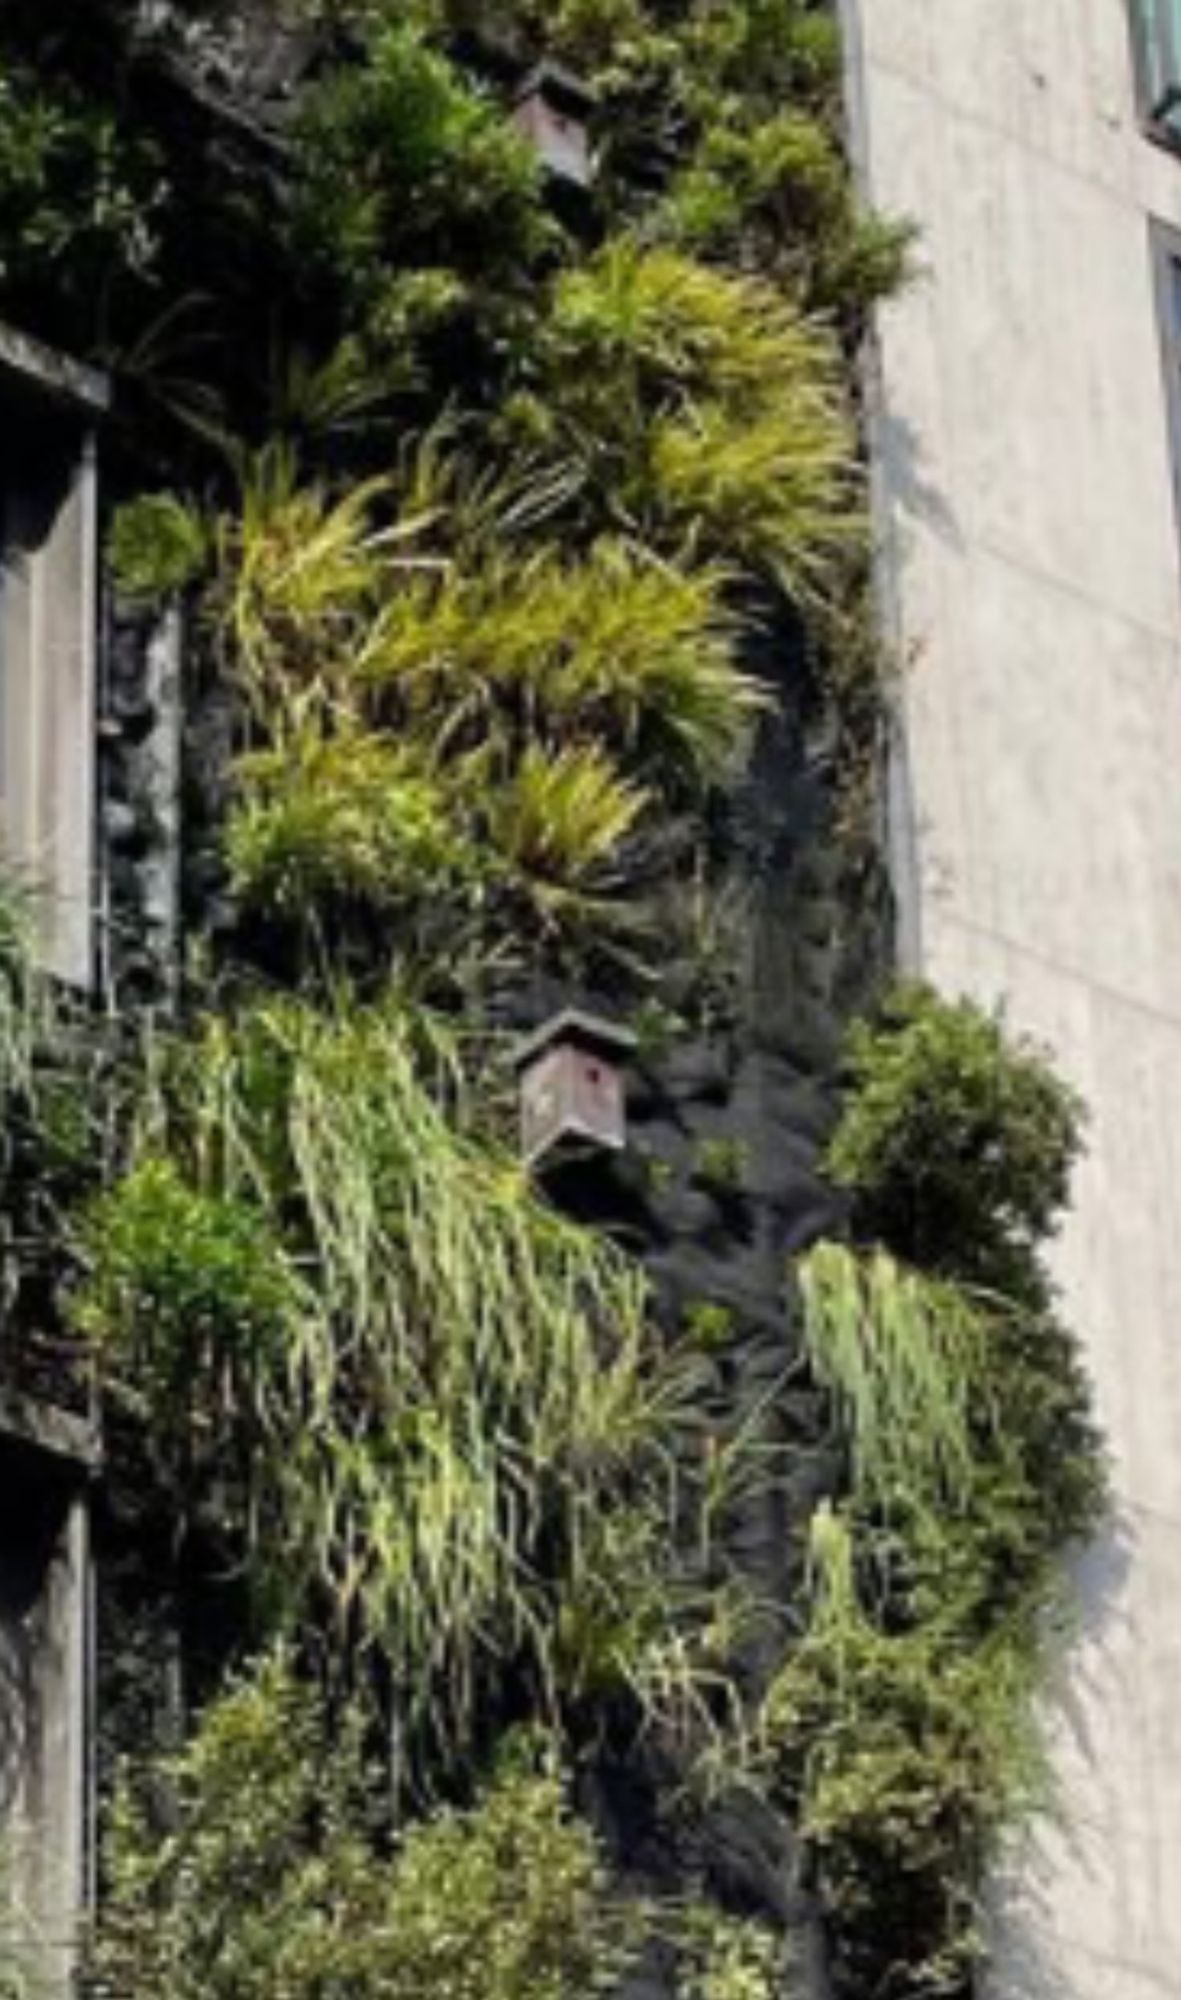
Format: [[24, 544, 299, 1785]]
[[1150, 220, 1181, 548], [0, 325, 106, 989], [1130, 0, 1181, 152]]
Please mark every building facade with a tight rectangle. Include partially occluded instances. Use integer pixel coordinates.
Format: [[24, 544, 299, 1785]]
[[0, 326, 105, 1997], [7, 6, 1179, 1989], [844, 1, 1181, 1992]]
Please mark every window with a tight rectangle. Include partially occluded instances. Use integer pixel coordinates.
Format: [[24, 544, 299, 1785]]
[[1131, 0, 1181, 145], [0, 325, 106, 987], [1151, 223, 1181, 555]]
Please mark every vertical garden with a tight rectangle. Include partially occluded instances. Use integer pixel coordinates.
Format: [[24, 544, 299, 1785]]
[[0, 3, 1104, 1995]]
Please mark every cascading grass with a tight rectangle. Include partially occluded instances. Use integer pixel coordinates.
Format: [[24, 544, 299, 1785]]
[[798, 1242, 986, 1520], [80, 989, 743, 1784]]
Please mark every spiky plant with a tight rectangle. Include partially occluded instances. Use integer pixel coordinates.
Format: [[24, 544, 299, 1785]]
[[798, 1243, 985, 1522], [210, 455, 764, 947], [226, 727, 482, 920], [535, 242, 858, 589], [79, 991, 726, 1781], [478, 742, 649, 934], [360, 540, 764, 787], [217, 445, 432, 719]]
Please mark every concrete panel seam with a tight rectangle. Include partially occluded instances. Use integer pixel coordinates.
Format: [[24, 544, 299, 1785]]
[[968, 532, 1181, 652], [857, 52, 1144, 210], [930, 909, 1181, 1035]]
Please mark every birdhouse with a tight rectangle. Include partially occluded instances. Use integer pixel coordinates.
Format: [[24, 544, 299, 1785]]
[[512, 61, 597, 190], [513, 1009, 637, 1168]]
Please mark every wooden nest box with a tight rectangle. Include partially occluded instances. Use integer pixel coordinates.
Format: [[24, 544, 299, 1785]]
[[512, 60, 598, 190], [513, 1008, 636, 1169]]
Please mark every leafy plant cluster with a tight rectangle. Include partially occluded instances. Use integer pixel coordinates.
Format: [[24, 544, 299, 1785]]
[[0, 885, 118, 1356], [93, 1655, 636, 2000], [0, 6, 1032, 2000], [204, 432, 777, 969], [79, 0, 894, 993], [0, 55, 162, 334], [93, 1649, 790, 2000], [764, 986, 1105, 1997], [79, 990, 752, 1786], [110, 235, 858, 978], [828, 983, 1086, 1295]]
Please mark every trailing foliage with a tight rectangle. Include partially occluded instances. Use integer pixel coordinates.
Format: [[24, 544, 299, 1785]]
[[78, 991, 741, 1783], [771, 993, 1106, 1997], [799, 1244, 982, 1522], [799, 1243, 1103, 1620], [762, 1511, 1045, 1998]]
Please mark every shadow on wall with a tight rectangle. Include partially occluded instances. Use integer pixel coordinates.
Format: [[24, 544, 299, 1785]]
[[875, 404, 963, 548], [982, 1508, 1136, 2000]]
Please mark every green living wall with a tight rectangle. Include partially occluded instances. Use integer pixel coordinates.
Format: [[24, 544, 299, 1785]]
[[0, 3, 1104, 1996]]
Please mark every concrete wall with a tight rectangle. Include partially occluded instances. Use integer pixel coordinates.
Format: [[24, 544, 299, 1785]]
[[842, 3, 1181, 1993], [0, 1421, 93, 1999], [0, 375, 100, 989]]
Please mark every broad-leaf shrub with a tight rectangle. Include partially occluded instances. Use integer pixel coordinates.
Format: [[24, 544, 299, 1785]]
[[291, 23, 552, 358], [826, 983, 1085, 1295], [94, 1650, 791, 2000], [93, 1655, 637, 2000], [762, 1512, 1045, 1998]]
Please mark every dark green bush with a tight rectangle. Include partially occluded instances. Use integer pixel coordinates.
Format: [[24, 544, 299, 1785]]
[[0, 58, 163, 320], [95, 1646, 789, 2000], [826, 983, 1086, 1294], [108, 493, 210, 604], [94, 1655, 638, 2000], [763, 1511, 1043, 1998], [77, 1156, 299, 1438], [780, 986, 1106, 1997], [290, 23, 552, 355]]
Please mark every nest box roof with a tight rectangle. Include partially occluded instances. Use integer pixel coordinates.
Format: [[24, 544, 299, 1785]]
[[511, 1007, 638, 1071]]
